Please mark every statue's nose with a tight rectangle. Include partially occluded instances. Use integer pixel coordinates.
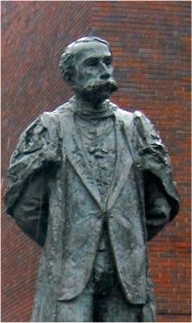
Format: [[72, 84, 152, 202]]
[[100, 72, 110, 80], [99, 62, 111, 80]]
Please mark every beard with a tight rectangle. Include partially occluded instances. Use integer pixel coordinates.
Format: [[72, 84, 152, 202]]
[[75, 77, 118, 103]]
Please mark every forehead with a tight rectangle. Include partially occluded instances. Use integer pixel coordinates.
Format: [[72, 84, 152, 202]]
[[74, 42, 112, 62]]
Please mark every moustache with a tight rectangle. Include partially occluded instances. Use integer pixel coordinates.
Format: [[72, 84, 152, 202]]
[[83, 78, 118, 94]]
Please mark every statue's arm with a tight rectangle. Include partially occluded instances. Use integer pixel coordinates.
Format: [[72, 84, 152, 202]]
[[4, 112, 61, 246], [12, 169, 49, 246], [144, 172, 172, 240], [133, 112, 180, 241]]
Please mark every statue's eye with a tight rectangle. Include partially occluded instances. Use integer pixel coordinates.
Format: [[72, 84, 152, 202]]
[[104, 57, 112, 66], [86, 58, 99, 67]]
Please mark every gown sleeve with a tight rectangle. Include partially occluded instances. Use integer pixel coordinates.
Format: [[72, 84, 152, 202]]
[[133, 111, 180, 240], [4, 112, 61, 246]]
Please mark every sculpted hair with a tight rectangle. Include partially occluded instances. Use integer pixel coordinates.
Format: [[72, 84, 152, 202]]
[[59, 37, 110, 84]]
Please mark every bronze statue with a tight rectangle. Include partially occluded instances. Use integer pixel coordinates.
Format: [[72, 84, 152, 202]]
[[5, 37, 179, 322]]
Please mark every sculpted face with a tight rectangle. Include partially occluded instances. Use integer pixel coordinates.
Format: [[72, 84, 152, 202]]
[[72, 41, 118, 104]]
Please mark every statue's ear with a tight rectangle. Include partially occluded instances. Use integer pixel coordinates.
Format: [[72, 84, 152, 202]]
[[64, 71, 70, 81], [63, 71, 74, 86]]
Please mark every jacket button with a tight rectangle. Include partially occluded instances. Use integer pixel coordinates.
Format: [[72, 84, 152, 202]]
[[11, 174, 18, 182], [102, 210, 108, 217]]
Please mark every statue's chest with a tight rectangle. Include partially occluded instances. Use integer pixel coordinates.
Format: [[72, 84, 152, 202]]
[[75, 116, 116, 195]]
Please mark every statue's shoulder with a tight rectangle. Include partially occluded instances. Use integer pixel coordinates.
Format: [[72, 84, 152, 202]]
[[110, 101, 145, 127], [114, 106, 144, 120], [110, 102, 156, 138], [40, 101, 72, 129], [114, 106, 133, 119]]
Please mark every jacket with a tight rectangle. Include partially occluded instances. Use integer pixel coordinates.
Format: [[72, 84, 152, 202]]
[[5, 98, 179, 321]]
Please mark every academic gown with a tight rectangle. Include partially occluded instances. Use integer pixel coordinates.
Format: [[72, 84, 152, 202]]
[[5, 98, 179, 321]]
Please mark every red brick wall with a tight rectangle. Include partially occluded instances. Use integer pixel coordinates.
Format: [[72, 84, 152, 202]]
[[2, 1, 191, 322]]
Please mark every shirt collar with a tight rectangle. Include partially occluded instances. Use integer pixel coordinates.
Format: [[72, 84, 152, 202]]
[[69, 96, 117, 119]]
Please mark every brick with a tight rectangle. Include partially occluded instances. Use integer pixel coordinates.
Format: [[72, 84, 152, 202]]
[[2, 1, 191, 322]]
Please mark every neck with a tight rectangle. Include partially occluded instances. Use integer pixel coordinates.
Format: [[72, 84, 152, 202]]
[[75, 94, 105, 110], [69, 95, 115, 119]]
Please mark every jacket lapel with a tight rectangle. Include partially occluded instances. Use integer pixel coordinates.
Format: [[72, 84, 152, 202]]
[[59, 106, 134, 211], [59, 112, 102, 208], [107, 117, 134, 211]]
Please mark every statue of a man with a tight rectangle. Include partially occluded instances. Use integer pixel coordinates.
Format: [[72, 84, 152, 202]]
[[5, 37, 179, 322]]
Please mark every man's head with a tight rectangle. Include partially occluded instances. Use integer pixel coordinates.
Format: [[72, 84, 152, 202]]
[[59, 37, 118, 105]]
